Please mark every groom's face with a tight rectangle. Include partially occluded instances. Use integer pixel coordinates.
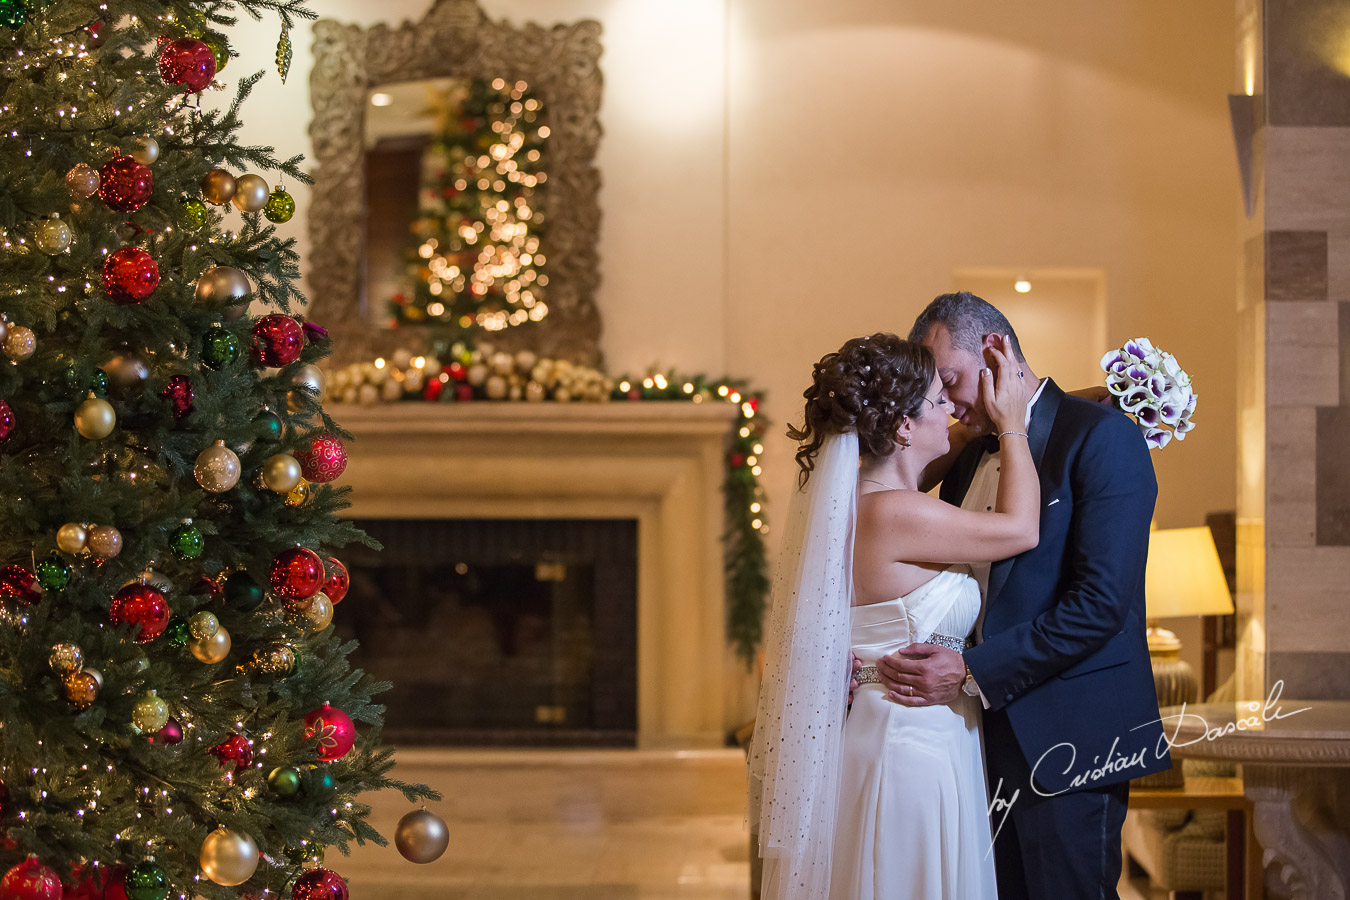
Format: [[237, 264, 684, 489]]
[[921, 323, 992, 434]]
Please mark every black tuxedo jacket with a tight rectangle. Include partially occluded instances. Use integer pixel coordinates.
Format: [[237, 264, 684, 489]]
[[945, 380, 1171, 795]]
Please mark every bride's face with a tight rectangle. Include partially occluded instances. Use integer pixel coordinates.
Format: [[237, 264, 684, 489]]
[[905, 372, 954, 460]]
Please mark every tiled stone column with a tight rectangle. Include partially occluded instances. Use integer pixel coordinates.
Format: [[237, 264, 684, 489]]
[[1238, 0, 1350, 702]]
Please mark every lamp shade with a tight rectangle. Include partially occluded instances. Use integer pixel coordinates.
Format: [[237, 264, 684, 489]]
[[1144, 526, 1235, 619]]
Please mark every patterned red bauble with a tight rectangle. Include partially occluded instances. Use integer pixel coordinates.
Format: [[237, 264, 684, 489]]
[[102, 248, 160, 305], [250, 314, 304, 367], [294, 434, 347, 484], [159, 374, 193, 419], [158, 38, 216, 93], [97, 156, 154, 213], [0, 566, 40, 605], [0, 856, 61, 900], [304, 703, 355, 762], [210, 733, 253, 772], [109, 583, 170, 643], [0, 401, 13, 443], [322, 557, 349, 605], [269, 547, 324, 601], [289, 867, 348, 900]]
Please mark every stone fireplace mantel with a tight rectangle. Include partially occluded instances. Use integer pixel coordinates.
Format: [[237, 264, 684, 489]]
[[332, 401, 752, 748]]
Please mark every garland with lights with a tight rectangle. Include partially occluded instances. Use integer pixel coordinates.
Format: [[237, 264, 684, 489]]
[[328, 349, 770, 663]]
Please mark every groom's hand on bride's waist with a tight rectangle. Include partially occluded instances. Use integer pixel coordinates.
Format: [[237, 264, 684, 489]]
[[877, 645, 965, 706]]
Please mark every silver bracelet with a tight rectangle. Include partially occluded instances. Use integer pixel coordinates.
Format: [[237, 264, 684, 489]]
[[998, 430, 1029, 440]]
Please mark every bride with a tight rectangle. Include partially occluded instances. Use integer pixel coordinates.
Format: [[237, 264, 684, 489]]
[[749, 331, 1037, 900]]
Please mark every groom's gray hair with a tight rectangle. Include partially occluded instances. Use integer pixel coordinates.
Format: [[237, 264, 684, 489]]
[[908, 291, 1026, 363]]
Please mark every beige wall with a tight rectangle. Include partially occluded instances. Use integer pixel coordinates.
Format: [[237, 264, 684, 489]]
[[217, 1, 1239, 663]]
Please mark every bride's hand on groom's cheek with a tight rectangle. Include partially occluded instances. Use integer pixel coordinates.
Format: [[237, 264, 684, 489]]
[[877, 645, 965, 706]]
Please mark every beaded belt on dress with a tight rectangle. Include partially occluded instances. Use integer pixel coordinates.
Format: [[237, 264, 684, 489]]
[[854, 632, 974, 685]]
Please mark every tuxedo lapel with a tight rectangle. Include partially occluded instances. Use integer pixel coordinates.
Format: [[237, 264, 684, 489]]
[[985, 379, 1064, 610], [943, 441, 985, 506]]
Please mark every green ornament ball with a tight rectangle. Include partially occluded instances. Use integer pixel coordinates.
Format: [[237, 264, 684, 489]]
[[89, 369, 109, 397], [201, 327, 241, 369], [283, 842, 323, 867], [169, 522, 204, 559], [164, 617, 191, 648], [205, 38, 228, 72], [124, 860, 169, 900], [224, 572, 264, 611], [302, 766, 338, 798], [263, 188, 295, 224], [254, 409, 284, 442], [64, 365, 108, 398], [36, 554, 72, 591], [268, 766, 302, 797], [0, 0, 28, 29], [180, 196, 209, 229]]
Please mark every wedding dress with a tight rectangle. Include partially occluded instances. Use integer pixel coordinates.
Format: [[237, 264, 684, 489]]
[[830, 566, 999, 900]]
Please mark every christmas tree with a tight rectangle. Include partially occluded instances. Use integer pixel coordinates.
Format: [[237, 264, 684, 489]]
[[0, 2, 436, 898], [386, 76, 549, 350]]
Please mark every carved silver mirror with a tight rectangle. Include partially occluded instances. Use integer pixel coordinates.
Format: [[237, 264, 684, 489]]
[[308, 0, 603, 365]]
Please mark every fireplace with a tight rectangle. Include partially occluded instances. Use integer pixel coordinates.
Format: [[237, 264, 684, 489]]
[[337, 518, 638, 745]]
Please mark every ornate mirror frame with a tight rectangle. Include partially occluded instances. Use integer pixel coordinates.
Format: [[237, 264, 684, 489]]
[[308, 0, 603, 365]]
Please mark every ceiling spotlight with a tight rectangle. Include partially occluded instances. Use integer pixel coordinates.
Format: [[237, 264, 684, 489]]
[[1014, 278, 1032, 293], [370, 92, 394, 107]]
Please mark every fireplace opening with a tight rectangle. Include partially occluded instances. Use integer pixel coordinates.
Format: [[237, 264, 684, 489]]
[[336, 518, 638, 746]]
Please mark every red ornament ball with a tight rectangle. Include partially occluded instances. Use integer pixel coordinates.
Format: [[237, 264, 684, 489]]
[[269, 546, 324, 601], [159, 374, 193, 419], [295, 434, 347, 484], [97, 156, 154, 213], [158, 38, 216, 93], [422, 378, 444, 402], [109, 583, 170, 643], [250, 314, 304, 367], [455, 383, 474, 402], [100, 866, 129, 900], [447, 362, 467, 381], [290, 868, 348, 900], [210, 733, 253, 772], [323, 557, 349, 605], [0, 856, 61, 900], [0, 401, 13, 442], [0, 566, 40, 606], [102, 248, 160, 305], [304, 703, 356, 762]]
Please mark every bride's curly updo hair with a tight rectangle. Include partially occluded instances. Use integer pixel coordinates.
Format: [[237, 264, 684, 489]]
[[786, 333, 937, 486]]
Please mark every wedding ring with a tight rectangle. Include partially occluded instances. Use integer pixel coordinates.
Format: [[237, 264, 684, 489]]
[[904, 685, 912, 696]]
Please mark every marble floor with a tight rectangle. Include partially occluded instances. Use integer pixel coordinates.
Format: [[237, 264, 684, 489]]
[[337, 748, 751, 899]]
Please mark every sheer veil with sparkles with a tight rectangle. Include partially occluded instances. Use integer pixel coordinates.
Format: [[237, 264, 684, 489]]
[[747, 431, 858, 900]]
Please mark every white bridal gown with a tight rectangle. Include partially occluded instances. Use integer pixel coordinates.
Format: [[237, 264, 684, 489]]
[[830, 565, 999, 900]]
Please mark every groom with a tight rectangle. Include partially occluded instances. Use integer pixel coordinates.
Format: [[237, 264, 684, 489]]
[[878, 292, 1170, 899]]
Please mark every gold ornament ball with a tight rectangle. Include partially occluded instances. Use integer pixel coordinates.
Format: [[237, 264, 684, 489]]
[[262, 453, 303, 493], [87, 525, 122, 559], [82, 667, 103, 690], [75, 396, 116, 440], [525, 381, 546, 402], [195, 440, 241, 493], [57, 522, 89, 554], [292, 364, 325, 395], [201, 168, 237, 205], [284, 479, 312, 508], [2, 325, 36, 361], [201, 827, 260, 886], [304, 593, 334, 632], [189, 610, 220, 640], [49, 642, 84, 674], [63, 671, 100, 710], [190, 624, 231, 664], [231, 174, 269, 213], [395, 808, 450, 864], [194, 265, 252, 306], [131, 136, 160, 165], [65, 163, 100, 198], [131, 689, 170, 732], [36, 217, 72, 255], [485, 374, 509, 400]]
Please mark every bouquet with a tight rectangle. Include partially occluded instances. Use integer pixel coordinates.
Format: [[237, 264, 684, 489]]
[[1100, 338, 1196, 449]]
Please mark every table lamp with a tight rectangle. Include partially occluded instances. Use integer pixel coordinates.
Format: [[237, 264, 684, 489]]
[[1137, 525, 1235, 787]]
